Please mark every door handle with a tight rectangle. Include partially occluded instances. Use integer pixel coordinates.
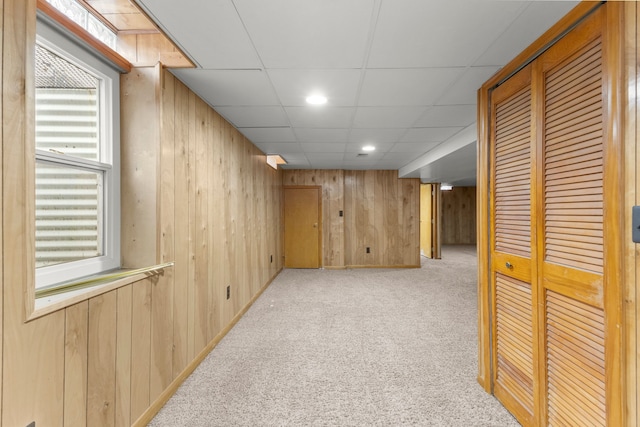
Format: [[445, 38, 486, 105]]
[[505, 262, 513, 269], [313, 223, 318, 228]]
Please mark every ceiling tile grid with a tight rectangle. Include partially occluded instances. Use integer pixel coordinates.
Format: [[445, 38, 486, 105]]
[[138, 0, 579, 182]]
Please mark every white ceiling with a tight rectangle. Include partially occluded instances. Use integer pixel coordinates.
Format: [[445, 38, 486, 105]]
[[135, 0, 578, 184]]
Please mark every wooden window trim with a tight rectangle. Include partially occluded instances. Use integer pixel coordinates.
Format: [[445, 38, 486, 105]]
[[36, 0, 131, 73]]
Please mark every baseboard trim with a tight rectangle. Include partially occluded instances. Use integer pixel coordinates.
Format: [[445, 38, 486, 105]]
[[132, 268, 283, 427], [346, 264, 421, 269]]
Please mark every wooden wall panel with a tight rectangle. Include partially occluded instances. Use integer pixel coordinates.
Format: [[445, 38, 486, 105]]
[[87, 292, 117, 427], [172, 78, 190, 377], [2, 0, 66, 426], [283, 169, 418, 268], [441, 187, 477, 245], [0, 4, 280, 425], [64, 301, 89, 427], [120, 66, 159, 268], [114, 286, 132, 427], [130, 280, 151, 422]]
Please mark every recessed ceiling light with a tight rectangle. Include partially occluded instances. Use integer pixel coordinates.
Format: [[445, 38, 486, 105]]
[[362, 145, 375, 152], [306, 94, 327, 105]]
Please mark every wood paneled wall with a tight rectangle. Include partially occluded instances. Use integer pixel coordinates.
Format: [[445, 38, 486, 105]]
[[441, 186, 476, 245], [283, 169, 420, 268], [0, 2, 283, 424]]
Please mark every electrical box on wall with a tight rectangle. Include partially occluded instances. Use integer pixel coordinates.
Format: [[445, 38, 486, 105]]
[[633, 206, 640, 243]]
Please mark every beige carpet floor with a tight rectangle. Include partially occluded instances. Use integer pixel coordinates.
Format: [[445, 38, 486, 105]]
[[149, 246, 520, 426]]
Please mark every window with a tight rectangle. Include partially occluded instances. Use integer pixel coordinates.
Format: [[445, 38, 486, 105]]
[[35, 14, 120, 290]]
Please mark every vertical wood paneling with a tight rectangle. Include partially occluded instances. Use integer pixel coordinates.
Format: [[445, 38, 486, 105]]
[[1, 39, 283, 424], [149, 273, 173, 402], [64, 301, 88, 427], [172, 79, 189, 376], [2, 0, 66, 426], [114, 286, 132, 427], [209, 111, 224, 340], [130, 280, 151, 422], [120, 67, 159, 268], [186, 91, 197, 361], [441, 187, 477, 245], [193, 96, 209, 355], [284, 170, 418, 268], [87, 293, 117, 427], [158, 66, 176, 383]]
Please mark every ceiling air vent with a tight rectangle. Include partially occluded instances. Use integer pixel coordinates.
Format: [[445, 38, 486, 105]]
[[357, 153, 368, 157]]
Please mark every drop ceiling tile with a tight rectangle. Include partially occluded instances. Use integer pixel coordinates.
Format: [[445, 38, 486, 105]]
[[284, 107, 355, 128], [233, 0, 374, 68], [415, 105, 477, 128], [294, 128, 349, 143], [238, 127, 296, 143], [390, 142, 439, 153], [342, 160, 382, 170], [367, 0, 525, 68], [374, 160, 408, 170], [303, 153, 346, 162], [256, 142, 302, 154], [436, 67, 500, 105], [215, 106, 289, 128], [278, 153, 309, 166], [358, 68, 465, 106], [300, 143, 346, 153], [382, 152, 420, 162], [401, 127, 463, 143], [136, 0, 261, 69], [475, 1, 579, 66], [348, 128, 405, 143], [353, 107, 426, 128], [268, 69, 362, 107], [171, 69, 278, 106]]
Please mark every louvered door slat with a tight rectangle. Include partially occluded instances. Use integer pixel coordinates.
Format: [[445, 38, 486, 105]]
[[494, 78, 531, 260], [547, 290, 606, 427], [495, 273, 534, 413], [544, 37, 604, 272]]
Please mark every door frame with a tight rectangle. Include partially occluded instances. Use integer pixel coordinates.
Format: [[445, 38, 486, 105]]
[[283, 185, 323, 268]]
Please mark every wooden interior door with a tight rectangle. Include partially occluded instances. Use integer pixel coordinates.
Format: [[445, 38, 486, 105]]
[[490, 64, 537, 425], [486, 4, 622, 426], [284, 186, 321, 268], [420, 184, 432, 258], [432, 183, 441, 259], [536, 11, 612, 425]]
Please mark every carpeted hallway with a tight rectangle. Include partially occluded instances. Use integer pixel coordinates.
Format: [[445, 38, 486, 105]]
[[149, 246, 520, 426]]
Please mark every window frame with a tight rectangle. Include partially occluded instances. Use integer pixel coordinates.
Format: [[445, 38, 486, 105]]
[[34, 12, 121, 291]]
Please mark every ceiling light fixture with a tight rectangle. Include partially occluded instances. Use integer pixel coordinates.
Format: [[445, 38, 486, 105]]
[[362, 145, 376, 152], [305, 94, 327, 105], [441, 184, 453, 191]]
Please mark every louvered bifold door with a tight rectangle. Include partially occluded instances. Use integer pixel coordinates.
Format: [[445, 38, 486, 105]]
[[537, 8, 610, 426], [490, 65, 537, 426]]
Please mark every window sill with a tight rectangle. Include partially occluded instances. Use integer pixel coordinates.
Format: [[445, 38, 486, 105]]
[[29, 262, 173, 321]]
